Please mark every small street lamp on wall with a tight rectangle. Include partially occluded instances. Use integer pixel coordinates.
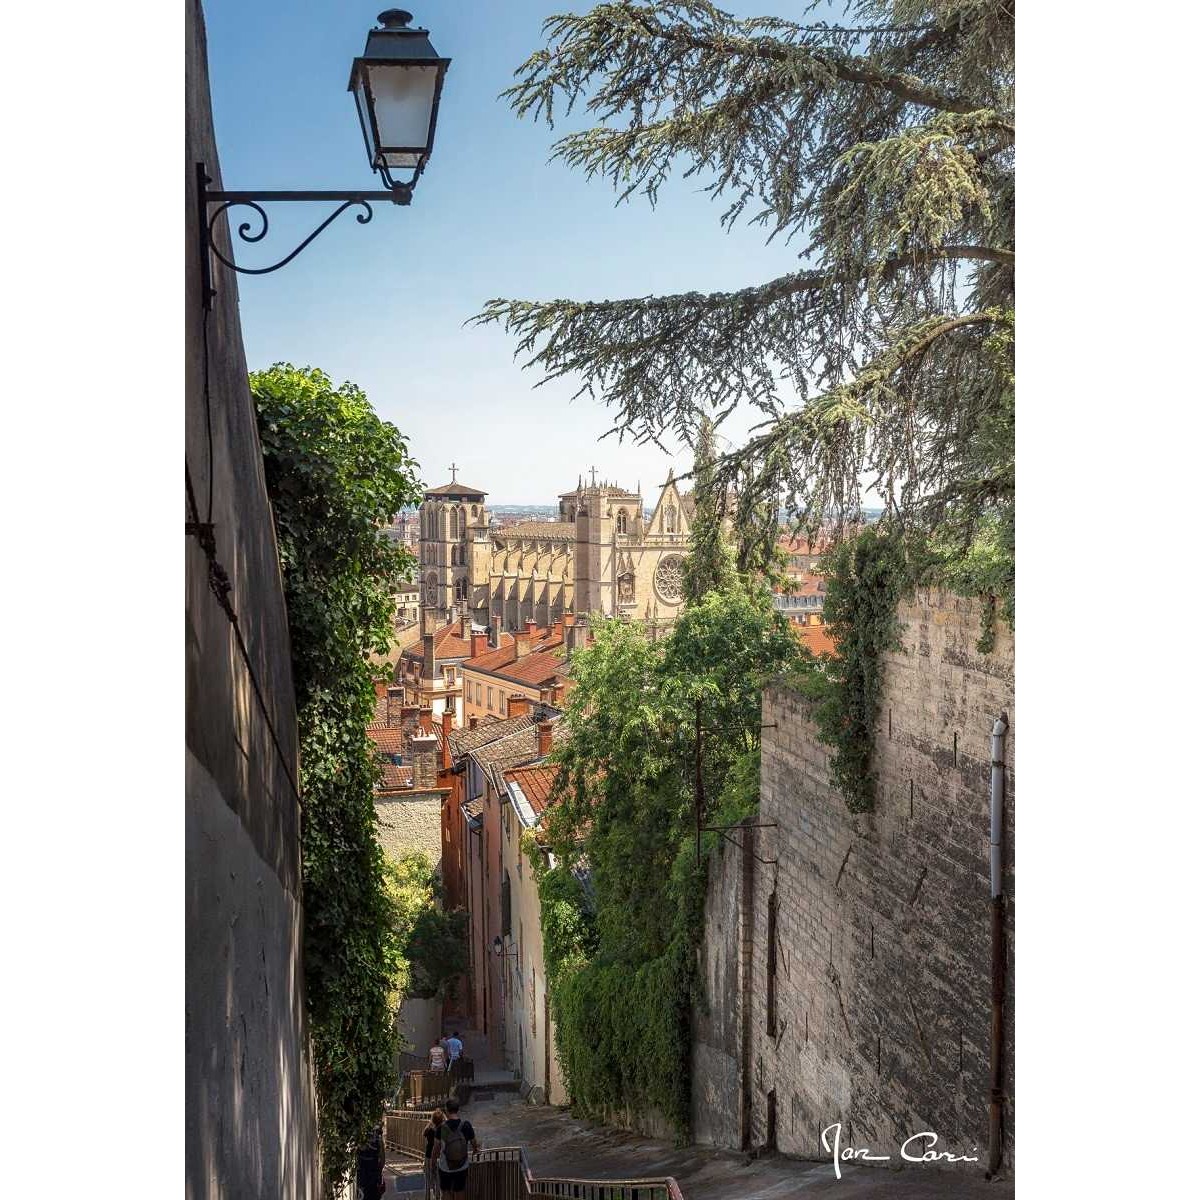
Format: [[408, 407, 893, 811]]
[[197, 9, 451, 308]]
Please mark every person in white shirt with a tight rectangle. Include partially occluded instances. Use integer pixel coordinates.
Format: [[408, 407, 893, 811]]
[[429, 1040, 447, 1073]]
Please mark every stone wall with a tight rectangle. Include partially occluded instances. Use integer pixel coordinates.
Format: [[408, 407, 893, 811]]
[[693, 590, 1015, 1174], [691, 833, 745, 1148], [375, 793, 445, 875], [185, 2, 320, 1195]]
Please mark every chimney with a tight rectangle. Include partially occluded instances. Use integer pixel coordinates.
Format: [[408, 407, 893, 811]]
[[471, 631, 489, 658], [537, 719, 553, 759], [491, 614, 502, 648], [418, 706, 434, 735], [563, 612, 576, 628], [459, 612, 470, 639], [508, 695, 531, 719], [551, 684, 565, 707], [469, 715, 479, 730], [538, 685, 553, 708], [422, 633, 437, 682], [401, 703, 420, 730], [373, 679, 389, 701], [386, 686, 405, 726], [525, 618, 538, 641], [441, 709, 454, 769], [411, 733, 439, 789], [513, 628, 531, 659]]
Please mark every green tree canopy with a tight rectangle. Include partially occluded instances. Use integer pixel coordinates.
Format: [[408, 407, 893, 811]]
[[540, 586, 803, 1128], [476, 1, 1014, 609]]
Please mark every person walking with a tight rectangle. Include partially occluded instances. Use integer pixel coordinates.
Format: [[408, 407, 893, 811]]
[[445, 1031, 464, 1074], [433, 1096, 478, 1200], [422, 1108, 445, 1200], [428, 1038, 447, 1074]]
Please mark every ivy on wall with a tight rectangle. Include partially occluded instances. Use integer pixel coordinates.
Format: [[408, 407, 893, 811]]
[[794, 527, 908, 814], [251, 364, 423, 1195], [532, 574, 802, 1135]]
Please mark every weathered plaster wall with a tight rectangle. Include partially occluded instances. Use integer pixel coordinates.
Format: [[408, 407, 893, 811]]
[[693, 590, 1015, 1174], [185, 2, 320, 1196]]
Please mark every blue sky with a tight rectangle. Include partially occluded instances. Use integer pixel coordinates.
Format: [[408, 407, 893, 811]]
[[204, 1, 812, 503]]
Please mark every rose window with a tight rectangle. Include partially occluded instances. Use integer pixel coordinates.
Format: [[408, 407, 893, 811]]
[[654, 555, 684, 602]]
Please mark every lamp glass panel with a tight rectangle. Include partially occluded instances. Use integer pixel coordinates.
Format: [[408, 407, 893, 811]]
[[353, 75, 375, 159], [368, 62, 438, 164]]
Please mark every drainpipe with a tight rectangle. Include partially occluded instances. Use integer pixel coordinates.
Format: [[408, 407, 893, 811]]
[[986, 712, 1009, 1178]]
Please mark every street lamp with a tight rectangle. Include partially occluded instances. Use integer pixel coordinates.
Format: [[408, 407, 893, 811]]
[[197, 9, 451, 308], [349, 9, 451, 190], [492, 936, 517, 959]]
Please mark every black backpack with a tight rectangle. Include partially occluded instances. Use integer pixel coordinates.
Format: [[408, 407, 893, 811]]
[[441, 1121, 469, 1170]]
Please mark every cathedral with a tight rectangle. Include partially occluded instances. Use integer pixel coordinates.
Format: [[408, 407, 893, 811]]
[[417, 468, 693, 634]]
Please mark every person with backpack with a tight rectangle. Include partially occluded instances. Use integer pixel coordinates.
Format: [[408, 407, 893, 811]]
[[433, 1096, 478, 1199]]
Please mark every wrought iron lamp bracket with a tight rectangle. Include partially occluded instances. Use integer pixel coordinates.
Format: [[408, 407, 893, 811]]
[[196, 161, 417, 309]]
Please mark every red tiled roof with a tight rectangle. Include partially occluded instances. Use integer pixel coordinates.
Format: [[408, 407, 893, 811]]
[[424, 481, 487, 497], [379, 763, 414, 791], [797, 624, 838, 657], [402, 620, 505, 663], [503, 763, 562, 818], [464, 624, 565, 675], [776, 576, 826, 598], [368, 727, 406, 755]]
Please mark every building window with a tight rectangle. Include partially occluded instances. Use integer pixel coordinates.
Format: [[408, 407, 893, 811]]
[[501, 872, 512, 938], [616, 508, 628, 535], [488, 687, 494, 711]]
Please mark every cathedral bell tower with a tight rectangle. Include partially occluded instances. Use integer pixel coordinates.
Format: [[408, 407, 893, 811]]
[[418, 466, 489, 628]]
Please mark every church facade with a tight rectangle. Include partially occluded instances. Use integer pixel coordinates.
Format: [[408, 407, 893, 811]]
[[418, 471, 693, 635]]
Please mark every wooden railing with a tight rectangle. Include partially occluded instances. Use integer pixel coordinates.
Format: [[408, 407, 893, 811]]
[[379, 1134, 683, 1200], [393, 1058, 476, 1110]]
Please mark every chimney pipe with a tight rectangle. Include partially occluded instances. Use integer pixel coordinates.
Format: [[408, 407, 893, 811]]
[[469, 715, 479, 730], [507, 695, 531, 719], [490, 614, 502, 648], [386, 686, 405, 726], [514, 629, 531, 659], [418, 706, 434, 735], [422, 632, 437, 682], [536, 719, 553, 759], [411, 733, 439, 790], [471, 630, 489, 658]]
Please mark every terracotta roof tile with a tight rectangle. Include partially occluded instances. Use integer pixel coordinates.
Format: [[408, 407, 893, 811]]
[[503, 763, 562, 821], [797, 624, 838, 657], [448, 714, 535, 759], [368, 727, 406, 755], [378, 763, 414, 791], [471, 720, 565, 795]]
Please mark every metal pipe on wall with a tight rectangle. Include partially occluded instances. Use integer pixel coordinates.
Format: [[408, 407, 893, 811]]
[[986, 711, 1009, 1178]]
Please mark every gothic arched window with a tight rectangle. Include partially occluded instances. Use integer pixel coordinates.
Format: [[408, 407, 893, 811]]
[[455, 578, 468, 601], [616, 509, 628, 535]]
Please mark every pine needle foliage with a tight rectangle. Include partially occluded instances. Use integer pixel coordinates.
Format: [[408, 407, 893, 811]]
[[475, 0, 1015, 612]]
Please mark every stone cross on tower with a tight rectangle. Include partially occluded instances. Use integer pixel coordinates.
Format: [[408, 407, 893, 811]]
[[589, 466, 598, 487], [449, 462, 458, 482]]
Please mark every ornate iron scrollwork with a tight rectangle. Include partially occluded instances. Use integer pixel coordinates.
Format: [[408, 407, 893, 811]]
[[206, 197, 375, 277], [196, 162, 412, 309]]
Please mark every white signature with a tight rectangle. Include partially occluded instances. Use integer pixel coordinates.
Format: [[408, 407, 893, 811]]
[[821, 1122, 979, 1180]]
